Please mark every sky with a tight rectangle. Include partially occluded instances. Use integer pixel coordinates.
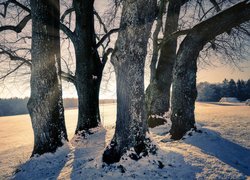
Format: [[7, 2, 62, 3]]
[[197, 61, 250, 83], [0, 0, 249, 99]]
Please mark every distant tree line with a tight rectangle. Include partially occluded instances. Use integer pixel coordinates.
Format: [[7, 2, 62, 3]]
[[0, 98, 29, 116], [197, 79, 250, 102], [0, 98, 117, 117]]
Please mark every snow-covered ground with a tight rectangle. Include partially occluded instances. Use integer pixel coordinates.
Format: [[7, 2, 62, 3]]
[[0, 102, 249, 179]]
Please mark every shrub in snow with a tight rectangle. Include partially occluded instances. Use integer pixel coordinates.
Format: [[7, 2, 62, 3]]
[[219, 97, 240, 103]]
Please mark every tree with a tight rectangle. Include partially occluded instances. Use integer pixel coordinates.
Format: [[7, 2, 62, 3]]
[[228, 79, 237, 97], [146, 0, 187, 127], [236, 79, 246, 101], [170, 0, 250, 140], [221, 79, 230, 97], [146, 0, 250, 127], [60, 0, 118, 134], [0, 0, 117, 135], [27, 0, 68, 155], [246, 79, 250, 99], [103, 0, 157, 164]]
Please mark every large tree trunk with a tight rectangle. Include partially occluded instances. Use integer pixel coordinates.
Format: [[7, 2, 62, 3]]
[[73, 0, 102, 133], [74, 49, 102, 133], [170, 35, 201, 140], [28, 0, 68, 156], [103, 0, 156, 164], [170, 0, 250, 140], [146, 1, 182, 127]]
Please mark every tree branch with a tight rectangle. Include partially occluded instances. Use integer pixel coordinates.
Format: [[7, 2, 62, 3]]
[[94, 10, 108, 33], [60, 23, 75, 42], [0, 0, 30, 17], [95, 28, 119, 49], [0, 48, 32, 67], [0, 62, 26, 80], [190, 0, 250, 42], [209, 0, 221, 12], [61, 71, 76, 84], [0, 14, 31, 33], [10, 0, 30, 12], [60, 7, 74, 23]]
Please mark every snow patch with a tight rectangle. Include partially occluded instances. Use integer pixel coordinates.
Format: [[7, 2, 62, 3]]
[[245, 99, 250, 106], [219, 97, 240, 103]]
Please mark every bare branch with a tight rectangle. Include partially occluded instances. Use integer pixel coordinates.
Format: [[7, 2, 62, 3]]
[[0, 48, 31, 67], [10, 0, 30, 13], [0, 14, 31, 33], [60, 7, 74, 23], [0, 62, 26, 80], [94, 10, 108, 34], [61, 71, 76, 84], [209, 0, 221, 12], [0, 0, 30, 17], [60, 23, 75, 42], [95, 28, 119, 49]]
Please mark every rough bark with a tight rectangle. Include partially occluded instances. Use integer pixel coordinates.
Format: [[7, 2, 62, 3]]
[[72, 0, 103, 133], [146, 0, 182, 127], [170, 0, 250, 140], [28, 0, 68, 156], [103, 0, 157, 164]]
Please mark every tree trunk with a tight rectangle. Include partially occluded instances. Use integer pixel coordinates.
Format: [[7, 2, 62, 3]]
[[28, 0, 68, 156], [170, 35, 201, 140], [74, 49, 102, 133], [146, 1, 182, 127], [103, 0, 156, 164], [73, 0, 102, 133], [170, 0, 250, 140]]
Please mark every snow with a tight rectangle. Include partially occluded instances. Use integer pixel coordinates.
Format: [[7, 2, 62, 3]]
[[245, 99, 250, 106], [219, 97, 240, 103], [0, 103, 250, 179]]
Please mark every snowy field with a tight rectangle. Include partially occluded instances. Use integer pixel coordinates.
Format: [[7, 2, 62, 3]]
[[0, 102, 249, 179]]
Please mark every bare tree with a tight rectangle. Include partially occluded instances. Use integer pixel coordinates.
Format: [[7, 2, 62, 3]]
[[0, 0, 118, 136], [170, 0, 250, 139], [145, 0, 250, 128], [60, 0, 119, 134]]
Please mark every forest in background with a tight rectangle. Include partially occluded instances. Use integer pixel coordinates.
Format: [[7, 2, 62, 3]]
[[197, 78, 250, 102], [0, 98, 116, 116]]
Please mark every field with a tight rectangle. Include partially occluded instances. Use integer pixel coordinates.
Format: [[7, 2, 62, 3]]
[[0, 102, 249, 179]]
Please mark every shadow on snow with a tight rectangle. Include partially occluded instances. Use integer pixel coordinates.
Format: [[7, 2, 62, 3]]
[[184, 128, 250, 176]]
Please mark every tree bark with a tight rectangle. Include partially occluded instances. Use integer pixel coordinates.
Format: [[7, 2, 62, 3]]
[[146, 0, 182, 127], [170, 0, 250, 140], [103, 0, 156, 164], [73, 0, 103, 133], [28, 0, 68, 156]]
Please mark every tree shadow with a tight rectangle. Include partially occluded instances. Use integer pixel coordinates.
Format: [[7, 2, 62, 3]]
[[184, 128, 250, 176], [12, 143, 71, 179], [11, 127, 107, 179], [69, 126, 107, 179], [67, 126, 202, 179]]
